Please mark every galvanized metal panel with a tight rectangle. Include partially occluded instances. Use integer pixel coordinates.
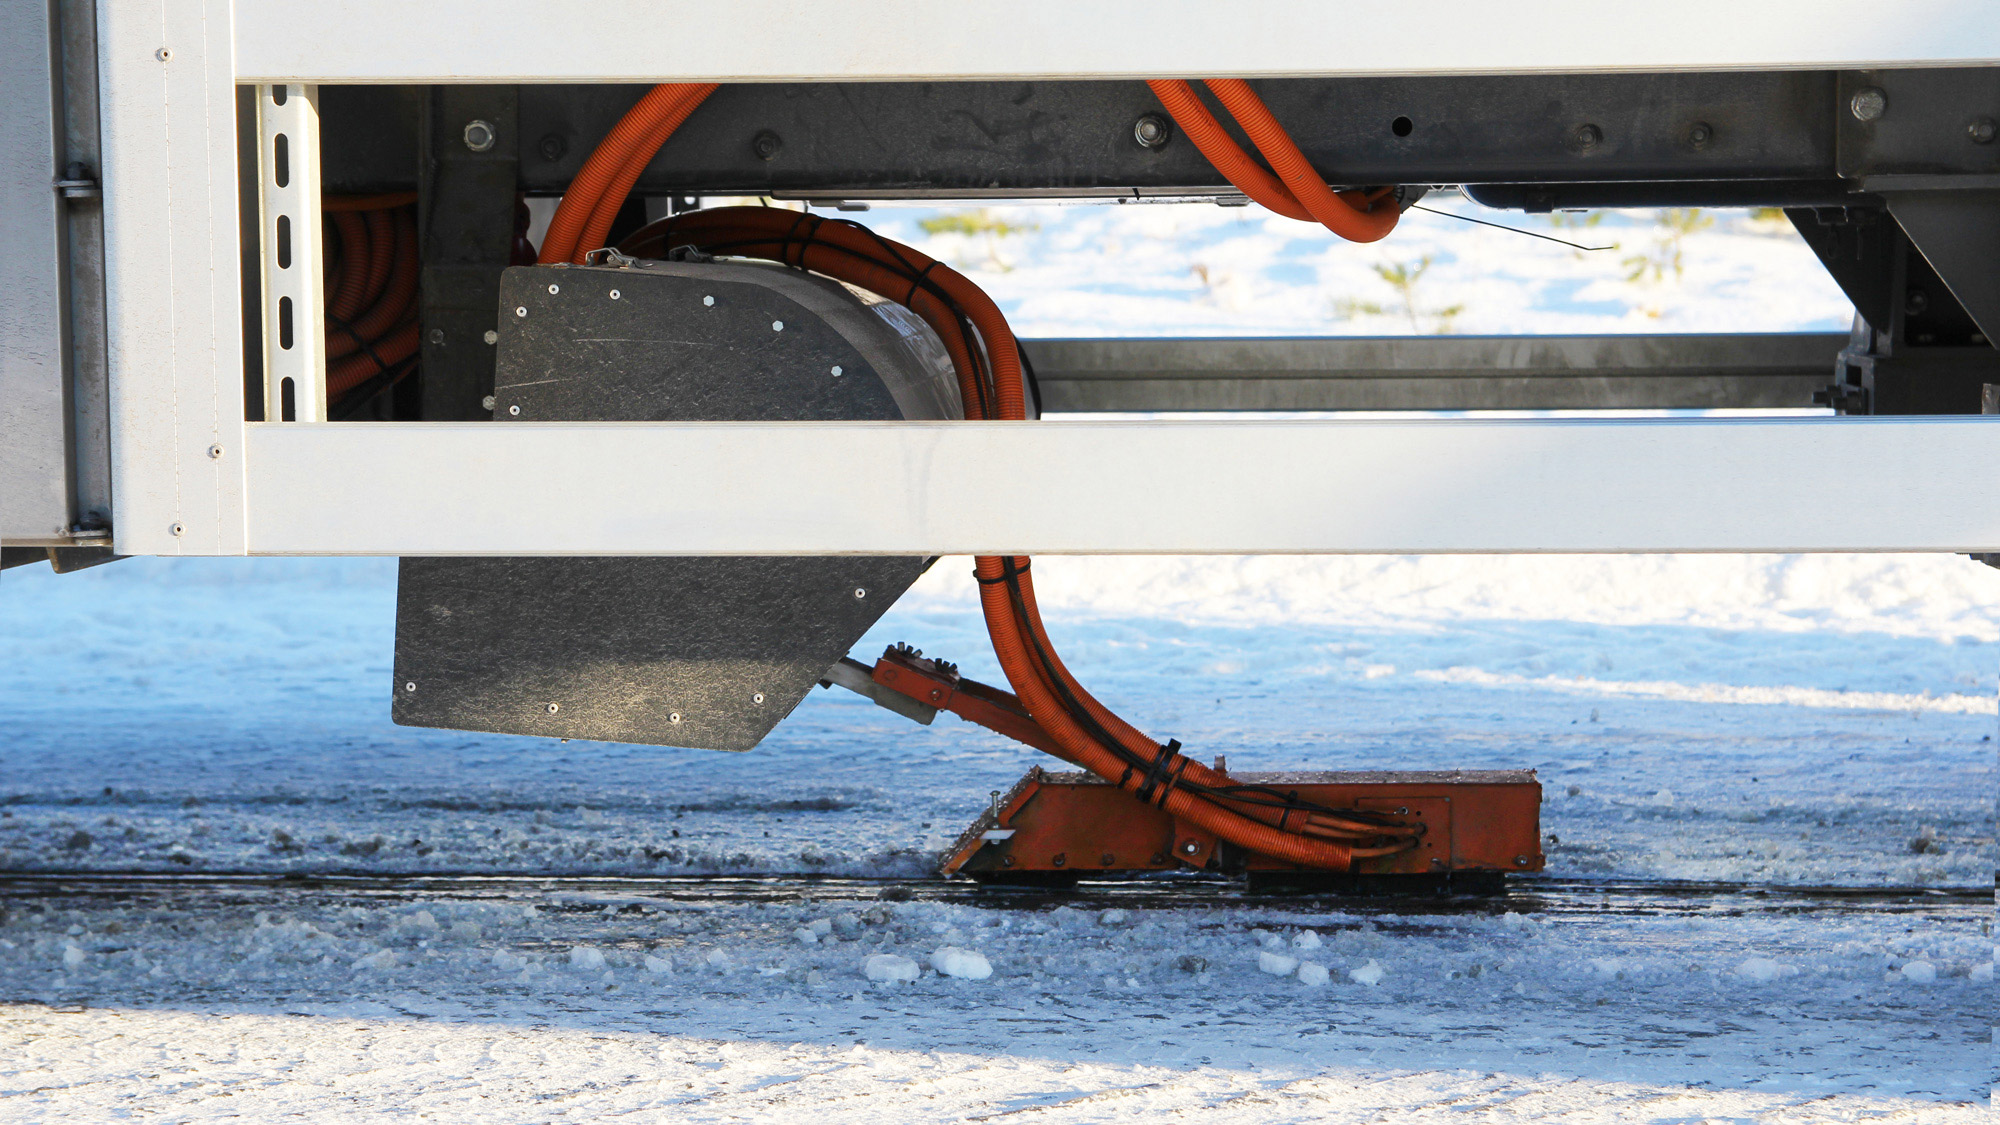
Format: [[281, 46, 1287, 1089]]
[[241, 416, 2000, 555], [0, 0, 71, 544], [232, 1, 2000, 84]]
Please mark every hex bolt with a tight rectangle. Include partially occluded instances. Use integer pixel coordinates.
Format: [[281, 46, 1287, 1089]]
[[1569, 123, 1603, 151], [609, 289, 621, 300], [481, 395, 497, 411], [1906, 288, 1930, 316], [1970, 117, 1998, 145], [753, 692, 766, 704], [1100, 852, 1116, 866], [1051, 853, 1067, 868], [1430, 857, 1447, 870], [207, 443, 224, 459], [989, 790, 1002, 819], [1686, 121, 1713, 149], [1850, 86, 1888, 122], [483, 330, 498, 345], [752, 130, 783, 162], [854, 587, 867, 599], [404, 681, 417, 692], [515, 306, 528, 317], [546, 702, 560, 714], [462, 119, 498, 153], [547, 283, 560, 295], [428, 328, 445, 345], [1513, 855, 1531, 867], [538, 133, 568, 162], [169, 522, 184, 536], [669, 712, 684, 724], [1180, 839, 1200, 855], [1132, 113, 1172, 150], [508, 405, 521, 416], [830, 365, 843, 377], [155, 47, 172, 62], [772, 320, 784, 331], [702, 295, 715, 307]]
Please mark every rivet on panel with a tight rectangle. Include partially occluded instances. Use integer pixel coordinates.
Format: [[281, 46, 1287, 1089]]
[[669, 712, 684, 724], [404, 682, 417, 692], [508, 405, 521, 416], [515, 306, 528, 317], [546, 703, 560, 714], [547, 283, 560, 295], [854, 587, 867, 599], [610, 289, 621, 300]]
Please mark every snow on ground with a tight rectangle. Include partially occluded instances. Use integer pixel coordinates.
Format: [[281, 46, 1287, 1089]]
[[1, 206, 1994, 1118]]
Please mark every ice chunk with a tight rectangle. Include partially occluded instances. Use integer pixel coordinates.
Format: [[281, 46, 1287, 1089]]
[[1292, 930, 1322, 951], [831, 913, 862, 937], [1257, 951, 1300, 976], [705, 949, 731, 970], [569, 946, 607, 970], [863, 953, 920, 983], [61, 943, 85, 968], [1297, 961, 1330, 986], [643, 954, 673, 974], [450, 920, 482, 941], [1736, 957, 1782, 982], [1969, 961, 1994, 983], [354, 948, 398, 971], [1250, 928, 1282, 949], [1098, 909, 1128, 927], [491, 949, 525, 972], [929, 947, 993, 980], [793, 927, 820, 944], [1901, 959, 1937, 984], [1349, 959, 1386, 986], [807, 918, 834, 937]]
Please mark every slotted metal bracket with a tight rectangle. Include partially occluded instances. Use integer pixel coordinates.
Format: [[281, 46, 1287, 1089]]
[[255, 84, 326, 422]]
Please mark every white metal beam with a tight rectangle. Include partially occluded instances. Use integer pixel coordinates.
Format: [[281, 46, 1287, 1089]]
[[232, 1, 2000, 84], [254, 84, 327, 422], [240, 419, 2000, 556], [100, 0, 247, 556]]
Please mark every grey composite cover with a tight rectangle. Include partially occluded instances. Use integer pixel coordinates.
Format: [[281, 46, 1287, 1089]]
[[393, 259, 959, 750]]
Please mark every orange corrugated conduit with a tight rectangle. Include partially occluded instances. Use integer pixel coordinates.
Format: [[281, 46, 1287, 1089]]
[[547, 80, 1421, 870]]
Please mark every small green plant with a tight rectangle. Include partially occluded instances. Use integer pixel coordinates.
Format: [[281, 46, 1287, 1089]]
[[917, 209, 1039, 271], [1332, 256, 1465, 334], [1622, 208, 1713, 283]]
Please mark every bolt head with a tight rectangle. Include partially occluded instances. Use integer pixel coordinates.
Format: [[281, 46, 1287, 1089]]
[[538, 133, 568, 162], [702, 295, 715, 307], [1970, 117, 1997, 145], [169, 522, 184, 536], [481, 395, 497, 411], [1181, 840, 1200, 855], [428, 328, 445, 345], [1687, 121, 1713, 148], [1568, 123, 1603, 151], [207, 443, 224, 459], [483, 330, 498, 345], [772, 320, 784, 332], [831, 365, 844, 377], [1133, 113, 1172, 150], [463, 119, 498, 153], [752, 130, 783, 162], [1513, 855, 1531, 867], [1850, 86, 1888, 123], [155, 47, 172, 62]]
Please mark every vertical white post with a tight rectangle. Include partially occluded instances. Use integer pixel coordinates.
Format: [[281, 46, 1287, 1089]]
[[256, 83, 326, 422]]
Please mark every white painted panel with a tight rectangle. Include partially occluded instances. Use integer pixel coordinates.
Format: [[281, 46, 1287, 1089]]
[[232, 1, 2000, 83], [100, 0, 247, 555], [255, 84, 326, 422], [239, 419, 2000, 556]]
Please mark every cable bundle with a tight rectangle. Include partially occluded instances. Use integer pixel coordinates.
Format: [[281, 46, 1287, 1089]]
[[543, 83, 1420, 870], [321, 193, 421, 406]]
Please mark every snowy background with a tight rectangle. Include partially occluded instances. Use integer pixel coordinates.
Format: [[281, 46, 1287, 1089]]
[[1, 200, 1993, 1120]]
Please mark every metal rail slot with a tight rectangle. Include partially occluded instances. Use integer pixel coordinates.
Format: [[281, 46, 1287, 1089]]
[[256, 84, 326, 423], [1022, 333, 1850, 413]]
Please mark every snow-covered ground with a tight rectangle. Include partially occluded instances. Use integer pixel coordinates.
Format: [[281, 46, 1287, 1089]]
[[2, 203, 1994, 1119]]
